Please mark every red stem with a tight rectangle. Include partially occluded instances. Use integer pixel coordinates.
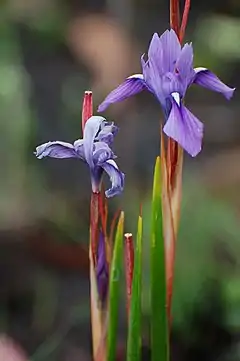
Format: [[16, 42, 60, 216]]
[[90, 192, 100, 266], [170, 0, 180, 35], [124, 233, 134, 319], [179, 0, 191, 43], [82, 91, 93, 133]]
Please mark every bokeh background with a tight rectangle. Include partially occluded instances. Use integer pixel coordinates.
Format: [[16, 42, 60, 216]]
[[0, 0, 240, 360]]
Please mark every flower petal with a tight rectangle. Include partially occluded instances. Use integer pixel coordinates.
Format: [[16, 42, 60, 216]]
[[35, 141, 78, 159], [101, 159, 125, 197], [193, 68, 235, 100], [93, 142, 116, 165], [176, 43, 194, 77], [98, 75, 147, 112], [83, 116, 106, 168], [159, 29, 181, 73], [96, 122, 118, 145], [73, 139, 85, 159], [176, 43, 195, 93], [146, 33, 166, 75], [163, 95, 204, 157], [141, 55, 166, 105]]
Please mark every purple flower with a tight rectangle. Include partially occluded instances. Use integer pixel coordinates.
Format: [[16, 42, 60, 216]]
[[98, 30, 235, 157], [35, 116, 124, 197], [96, 231, 109, 304]]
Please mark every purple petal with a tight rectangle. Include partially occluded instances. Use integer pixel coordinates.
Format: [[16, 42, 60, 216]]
[[93, 142, 116, 165], [141, 54, 166, 105], [146, 33, 166, 75], [176, 44, 195, 93], [163, 95, 204, 157], [73, 139, 85, 159], [98, 75, 147, 112], [176, 43, 194, 76], [193, 68, 235, 100], [159, 29, 181, 73], [35, 141, 78, 159], [148, 33, 162, 59], [96, 232, 109, 303], [83, 116, 106, 168], [101, 159, 125, 197], [96, 122, 119, 145]]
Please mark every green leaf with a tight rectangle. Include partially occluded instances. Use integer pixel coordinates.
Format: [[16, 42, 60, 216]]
[[127, 215, 143, 361], [151, 157, 169, 361], [107, 211, 124, 361]]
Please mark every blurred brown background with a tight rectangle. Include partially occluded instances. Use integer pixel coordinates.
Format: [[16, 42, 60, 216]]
[[0, 0, 240, 360]]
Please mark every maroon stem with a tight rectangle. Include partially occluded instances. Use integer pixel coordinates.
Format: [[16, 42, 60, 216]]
[[124, 233, 134, 319]]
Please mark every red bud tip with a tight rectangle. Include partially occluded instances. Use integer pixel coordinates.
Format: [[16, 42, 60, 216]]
[[82, 91, 93, 133], [124, 233, 134, 319]]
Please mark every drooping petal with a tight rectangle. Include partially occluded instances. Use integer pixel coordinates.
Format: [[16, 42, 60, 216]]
[[101, 159, 125, 198], [193, 68, 235, 100], [98, 75, 147, 112], [83, 116, 106, 168], [73, 139, 85, 159], [159, 29, 181, 73], [96, 122, 119, 145], [163, 94, 204, 157], [96, 231, 109, 303], [35, 141, 78, 159], [93, 142, 116, 165]]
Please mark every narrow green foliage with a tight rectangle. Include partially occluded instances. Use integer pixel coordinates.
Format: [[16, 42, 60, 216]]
[[151, 157, 169, 361], [127, 215, 143, 361], [107, 211, 124, 361]]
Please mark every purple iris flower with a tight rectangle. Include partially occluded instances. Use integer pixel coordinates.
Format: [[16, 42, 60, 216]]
[[96, 231, 109, 304], [35, 116, 124, 197], [98, 29, 235, 157]]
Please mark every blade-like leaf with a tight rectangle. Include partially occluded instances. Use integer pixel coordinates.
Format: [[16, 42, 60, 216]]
[[127, 215, 143, 361], [151, 157, 169, 361], [107, 211, 124, 361]]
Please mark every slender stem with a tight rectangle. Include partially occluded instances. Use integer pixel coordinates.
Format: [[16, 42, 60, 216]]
[[179, 0, 191, 43], [90, 192, 101, 266], [170, 0, 180, 35], [124, 233, 134, 319]]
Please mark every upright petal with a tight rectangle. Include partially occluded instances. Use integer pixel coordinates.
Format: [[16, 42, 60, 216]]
[[176, 43, 195, 93], [193, 68, 235, 100], [101, 159, 125, 198], [147, 33, 165, 75], [148, 33, 162, 59], [35, 141, 78, 159], [93, 142, 116, 165], [98, 75, 147, 112], [176, 43, 194, 78], [163, 95, 204, 157], [83, 116, 106, 168], [96, 122, 119, 145], [159, 29, 181, 73]]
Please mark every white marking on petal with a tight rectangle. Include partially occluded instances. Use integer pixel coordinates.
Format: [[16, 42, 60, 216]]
[[171, 92, 181, 106], [127, 74, 144, 80], [194, 67, 207, 73]]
